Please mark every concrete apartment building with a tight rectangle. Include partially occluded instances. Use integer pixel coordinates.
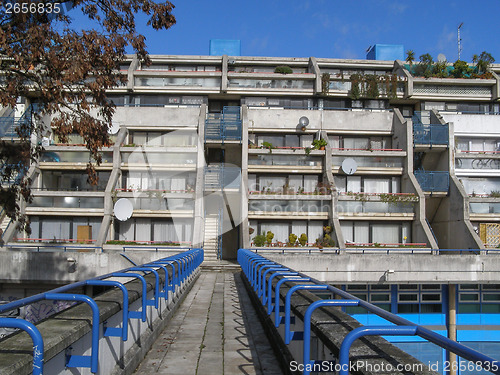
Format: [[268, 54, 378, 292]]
[[2, 45, 500, 369]]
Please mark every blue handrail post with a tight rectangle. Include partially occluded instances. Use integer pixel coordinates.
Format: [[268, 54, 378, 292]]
[[274, 277, 310, 327], [0, 318, 44, 375], [129, 267, 160, 309], [302, 300, 360, 375], [284, 284, 328, 344], [86, 280, 129, 341], [338, 326, 418, 375], [111, 273, 148, 322], [45, 293, 100, 374], [260, 267, 287, 299], [266, 272, 299, 314]]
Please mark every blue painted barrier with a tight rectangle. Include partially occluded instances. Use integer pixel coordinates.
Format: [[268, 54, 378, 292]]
[[238, 248, 500, 375], [0, 248, 203, 375]]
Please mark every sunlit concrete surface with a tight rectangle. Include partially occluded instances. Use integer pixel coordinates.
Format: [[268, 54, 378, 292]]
[[133, 271, 282, 375]]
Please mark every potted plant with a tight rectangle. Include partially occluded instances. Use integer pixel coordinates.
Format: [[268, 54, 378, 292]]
[[262, 141, 274, 153], [253, 234, 266, 247], [274, 65, 293, 74], [298, 233, 308, 246], [266, 231, 275, 246], [312, 138, 327, 150]]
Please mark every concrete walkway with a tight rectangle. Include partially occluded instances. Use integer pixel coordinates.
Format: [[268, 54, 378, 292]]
[[133, 271, 283, 375]]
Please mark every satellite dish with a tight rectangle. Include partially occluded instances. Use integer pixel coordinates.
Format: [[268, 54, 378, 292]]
[[342, 158, 358, 175], [114, 198, 133, 221], [108, 122, 120, 135], [299, 116, 309, 127], [437, 53, 447, 63]]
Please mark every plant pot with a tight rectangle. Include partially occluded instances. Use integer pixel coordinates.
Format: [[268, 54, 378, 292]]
[[320, 146, 325, 150]]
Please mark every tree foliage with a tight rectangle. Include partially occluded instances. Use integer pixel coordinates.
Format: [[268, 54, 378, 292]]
[[0, 0, 176, 231]]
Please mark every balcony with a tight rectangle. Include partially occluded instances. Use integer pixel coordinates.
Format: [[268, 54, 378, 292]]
[[134, 75, 221, 88], [30, 196, 104, 209], [413, 124, 449, 146], [338, 192, 416, 219], [121, 151, 196, 171], [249, 154, 322, 174], [248, 199, 329, 219], [470, 202, 500, 215], [412, 81, 493, 99], [39, 151, 113, 170], [414, 171, 449, 193]]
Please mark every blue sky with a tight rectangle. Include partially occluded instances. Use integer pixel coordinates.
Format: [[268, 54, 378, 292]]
[[73, 0, 500, 63]]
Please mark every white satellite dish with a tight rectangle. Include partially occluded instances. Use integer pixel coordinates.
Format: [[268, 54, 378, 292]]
[[342, 158, 358, 175], [437, 53, 447, 63], [114, 198, 133, 221], [108, 122, 120, 135]]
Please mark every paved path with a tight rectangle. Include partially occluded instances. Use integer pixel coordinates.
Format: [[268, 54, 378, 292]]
[[133, 271, 283, 375]]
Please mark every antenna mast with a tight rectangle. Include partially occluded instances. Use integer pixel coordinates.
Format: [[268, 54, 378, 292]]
[[458, 22, 464, 60]]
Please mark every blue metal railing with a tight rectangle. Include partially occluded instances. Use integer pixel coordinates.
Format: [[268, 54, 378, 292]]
[[0, 161, 29, 185], [0, 248, 203, 375], [413, 123, 449, 145], [413, 111, 449, 146], [414, 170, 450, 192], [205, 106, 242, 143], [238, 249, 500, 375], [0, 106, 32, 140]]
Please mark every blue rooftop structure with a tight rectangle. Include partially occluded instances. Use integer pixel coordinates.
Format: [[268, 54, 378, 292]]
[[209, 39, 241, 56], [366, 44, 404, 61]]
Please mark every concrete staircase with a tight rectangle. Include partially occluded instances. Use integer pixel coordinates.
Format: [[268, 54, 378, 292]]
[[203, 213, 220, 262]]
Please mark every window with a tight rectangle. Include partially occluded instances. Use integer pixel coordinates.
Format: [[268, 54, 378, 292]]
[[335, 176, 400, 194], [397, 285, 443, 314], [340, 221, 410, 244]]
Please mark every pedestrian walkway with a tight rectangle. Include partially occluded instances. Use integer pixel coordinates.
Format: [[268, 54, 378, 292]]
[[133, 271, 283, 375]]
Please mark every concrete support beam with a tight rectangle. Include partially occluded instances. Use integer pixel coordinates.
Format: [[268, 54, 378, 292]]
[[492, 71, 500, 101], [321, 131, 344, 249], [394, 60, 413, 98], [241, 105, 250, 248], [192, 104, 206, 248], [309, 56, 321, 95], [127, 55, 139, 91], [447, 284, 457, 375], [221, 55, 228, 93], [95, 128, 127, 247]]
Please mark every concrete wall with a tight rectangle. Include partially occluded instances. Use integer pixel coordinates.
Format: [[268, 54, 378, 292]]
[[112, 106, 201, 127], [442, 114, 500, 136], [263, 253, 500, 283], [0, 250, 185, 283], [248, 108, 393, 133]]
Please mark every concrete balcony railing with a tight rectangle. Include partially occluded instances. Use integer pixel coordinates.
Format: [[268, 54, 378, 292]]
[[337, 193, 416, 215]]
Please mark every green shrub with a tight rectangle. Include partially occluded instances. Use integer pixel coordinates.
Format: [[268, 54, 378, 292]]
[[298, 233, 308, 246], [288, 233, 297, 246], [253, 234, 266, 247], [452, 60, 473, 78], [274, 65, 293, 74], [312, 138, 327, 149], [266, 231, 274, 245]]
